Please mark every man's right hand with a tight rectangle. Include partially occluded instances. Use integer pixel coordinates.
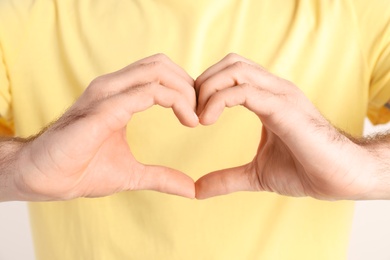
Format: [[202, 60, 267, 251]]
[[1, 54, 198, 201]]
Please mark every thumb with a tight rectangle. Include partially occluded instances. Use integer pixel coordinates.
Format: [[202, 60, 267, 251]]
[[134, 165, 195, 199], [195, 164, 258, 199]]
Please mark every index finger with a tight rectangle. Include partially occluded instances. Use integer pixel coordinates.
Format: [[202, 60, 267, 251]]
[[195, 53, 258, 89]]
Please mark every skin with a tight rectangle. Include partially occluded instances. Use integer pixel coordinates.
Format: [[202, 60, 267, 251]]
[[195, 53, 388, 200], [0, 53, 389, 201], [0, 54, 198, 201]]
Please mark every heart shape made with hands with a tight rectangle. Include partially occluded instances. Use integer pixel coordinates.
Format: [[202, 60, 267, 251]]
[[19, 54, 363, 202], [119, 54, 272, 198], [121, 53, 295, 200], [122, 53, 367, 201], [129, 104, 260, 199]]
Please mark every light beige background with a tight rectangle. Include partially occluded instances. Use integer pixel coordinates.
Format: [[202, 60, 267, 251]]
[[0, 119, 389, 260]]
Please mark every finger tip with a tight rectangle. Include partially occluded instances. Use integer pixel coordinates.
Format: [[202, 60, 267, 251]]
[[198, 116, 214, 126], [172, 180, 196, 199], [195, 107, 202, 117], [194, 179, 212, 200], [189, 117, 200, 128], [180, 112, 199, 128], [184, 190, 196, 199], [198, 108, 219, 126], [170, 190, 195, 199], [195, 194, 206, 200], [194, 188, 207, 200], [186, 177, 197, 199], [198, 112, 206, 124], [195, 190, 216, 200], [194, 76, 203, 86], [145, 165, 196, 199]]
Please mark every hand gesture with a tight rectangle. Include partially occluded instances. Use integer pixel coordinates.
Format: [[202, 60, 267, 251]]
[[12, 54, 198, 201], [195, 54, 377, 200]]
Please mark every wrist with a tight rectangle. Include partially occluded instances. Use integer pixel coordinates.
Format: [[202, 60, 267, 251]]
[[0, 137, 29, 201], [353, 136, 390, 200]]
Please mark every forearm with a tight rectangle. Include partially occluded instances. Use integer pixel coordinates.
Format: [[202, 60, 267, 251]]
[[0, 137, 26, 202]]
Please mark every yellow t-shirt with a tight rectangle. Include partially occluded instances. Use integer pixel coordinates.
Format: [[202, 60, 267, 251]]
[[1, 0, 390, 259]]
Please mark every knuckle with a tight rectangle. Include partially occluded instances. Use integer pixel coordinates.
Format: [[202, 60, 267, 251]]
[[138, 61, 166, 80], [152, 53, 169, 61], [85, 75, 113, 98], [232, 61, 247, 70], [225, 52, 241, 62], [140, 60, 163, 70], [88, 75, 108, 90]]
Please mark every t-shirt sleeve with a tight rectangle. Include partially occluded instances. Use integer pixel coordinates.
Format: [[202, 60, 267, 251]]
[[367, 10, 390, 125], [0, 46, 14, 136]]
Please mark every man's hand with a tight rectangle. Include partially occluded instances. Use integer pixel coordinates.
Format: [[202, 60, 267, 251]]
[[2, 54, 198, 201], [2, 53, 389, 202], [195, 53, 383, 200]]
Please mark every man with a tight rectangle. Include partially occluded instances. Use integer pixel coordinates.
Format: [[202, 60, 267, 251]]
[[1, 0, 390, 259]]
